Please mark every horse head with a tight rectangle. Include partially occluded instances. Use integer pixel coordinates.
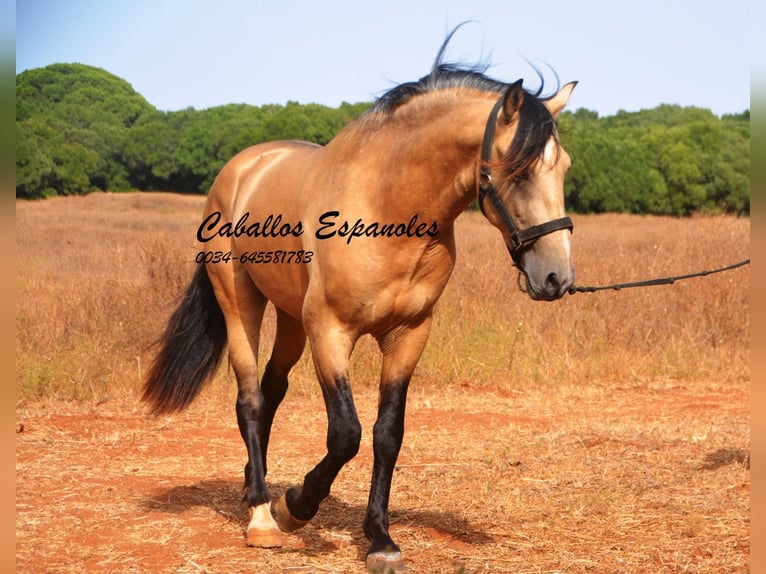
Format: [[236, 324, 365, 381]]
[[479, 80, 577, 301]]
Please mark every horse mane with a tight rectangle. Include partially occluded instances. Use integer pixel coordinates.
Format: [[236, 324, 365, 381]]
[[367, 26, 560, 183], [370, 64, 507, 114]]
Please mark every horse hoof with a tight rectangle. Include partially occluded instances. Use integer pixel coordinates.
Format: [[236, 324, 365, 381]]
[[366, 550, 409, 573], [246, 527, 282, 548], [272, 494, 309, 533]]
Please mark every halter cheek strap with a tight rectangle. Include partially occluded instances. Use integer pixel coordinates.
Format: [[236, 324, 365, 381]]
[[478, 96, 573, 268]]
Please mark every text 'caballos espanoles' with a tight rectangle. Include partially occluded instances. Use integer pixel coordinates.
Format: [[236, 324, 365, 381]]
[[197, 211, 439, 245]]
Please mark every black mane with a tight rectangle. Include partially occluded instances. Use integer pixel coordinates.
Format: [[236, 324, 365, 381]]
[[369, 25, 560, 183], [371, 63, 508, 114]]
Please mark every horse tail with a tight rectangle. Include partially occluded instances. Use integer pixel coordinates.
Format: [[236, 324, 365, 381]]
[[142, 264, 228, 416]]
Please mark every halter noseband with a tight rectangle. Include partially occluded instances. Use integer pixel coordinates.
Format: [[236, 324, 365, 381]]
[[478, 97, 574, 269]]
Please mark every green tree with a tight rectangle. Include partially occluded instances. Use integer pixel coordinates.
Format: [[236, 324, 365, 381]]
[[559, 104, 749, 216], [16, 62, 746, 215], [16, 64, 156, 197]]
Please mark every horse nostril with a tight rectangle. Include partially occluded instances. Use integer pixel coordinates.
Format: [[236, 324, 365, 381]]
[[545, 272, 561, 296]]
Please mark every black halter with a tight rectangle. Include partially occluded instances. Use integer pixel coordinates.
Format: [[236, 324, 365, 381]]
[[478, 97, 574, 268]]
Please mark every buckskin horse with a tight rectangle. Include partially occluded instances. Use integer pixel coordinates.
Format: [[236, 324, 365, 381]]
[[142, 30, 577, 573]]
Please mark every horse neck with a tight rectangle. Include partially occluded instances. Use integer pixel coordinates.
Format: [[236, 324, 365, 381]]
[[354, 94, 497, 224]]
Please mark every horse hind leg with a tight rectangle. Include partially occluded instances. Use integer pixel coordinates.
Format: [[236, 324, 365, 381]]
[[206, 265, 282, 548], [258, 308, 307, 477], [241, 306, 306, 547], [230, 316, 283, 547]]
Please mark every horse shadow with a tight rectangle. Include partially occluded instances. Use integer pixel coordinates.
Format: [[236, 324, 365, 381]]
[[700, 448, 750, 471], [140, 480, 496, 560]]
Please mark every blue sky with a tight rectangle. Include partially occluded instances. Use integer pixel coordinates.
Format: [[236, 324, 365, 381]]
[[16, 0, 751, 117]]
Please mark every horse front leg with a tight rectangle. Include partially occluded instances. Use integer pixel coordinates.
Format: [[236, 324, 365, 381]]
[[273, 323, 362, 532], [364, 315, 433, 574]]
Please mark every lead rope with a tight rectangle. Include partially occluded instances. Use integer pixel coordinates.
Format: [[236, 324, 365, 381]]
[[566, 258, 750, 294]]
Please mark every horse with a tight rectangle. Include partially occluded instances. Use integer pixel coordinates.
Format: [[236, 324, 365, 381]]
[[142, 31, 577, 573]]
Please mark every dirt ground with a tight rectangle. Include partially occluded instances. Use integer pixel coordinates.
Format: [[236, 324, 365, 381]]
[[16, 377, 749, 573]]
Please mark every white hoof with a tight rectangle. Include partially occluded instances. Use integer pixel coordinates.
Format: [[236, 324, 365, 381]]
[[245, 502, 282, 548], [366, 550, 408, 573]]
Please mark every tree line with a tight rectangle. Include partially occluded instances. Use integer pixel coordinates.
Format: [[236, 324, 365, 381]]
[[16, 63, 749, 215]]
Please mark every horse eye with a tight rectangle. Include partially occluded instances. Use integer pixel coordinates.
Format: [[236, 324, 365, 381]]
[[513, 173, 529, 184]]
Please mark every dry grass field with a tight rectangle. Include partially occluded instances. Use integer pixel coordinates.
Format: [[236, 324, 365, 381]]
[[16, 193, 749, 573]]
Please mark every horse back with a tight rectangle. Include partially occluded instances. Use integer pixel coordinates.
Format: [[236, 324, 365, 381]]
[[207, 140, 322, 215]]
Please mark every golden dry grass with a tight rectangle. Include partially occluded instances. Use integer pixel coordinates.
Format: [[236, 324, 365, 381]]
[[15, 193, 749, 402], [16, 193, 749, 573]]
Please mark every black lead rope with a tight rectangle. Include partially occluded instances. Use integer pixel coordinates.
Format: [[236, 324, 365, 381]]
[[567, 258, 750, 295]]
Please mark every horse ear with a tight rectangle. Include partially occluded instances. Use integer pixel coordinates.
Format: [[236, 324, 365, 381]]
[[502, 80, 524, 122], [545, 81, 578, 117]]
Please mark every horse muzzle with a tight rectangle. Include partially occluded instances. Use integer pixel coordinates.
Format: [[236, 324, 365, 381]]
[[520, 264, 575, 301]]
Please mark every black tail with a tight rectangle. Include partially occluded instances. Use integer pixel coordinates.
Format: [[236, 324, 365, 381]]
[[142, 264, 228, 416]]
